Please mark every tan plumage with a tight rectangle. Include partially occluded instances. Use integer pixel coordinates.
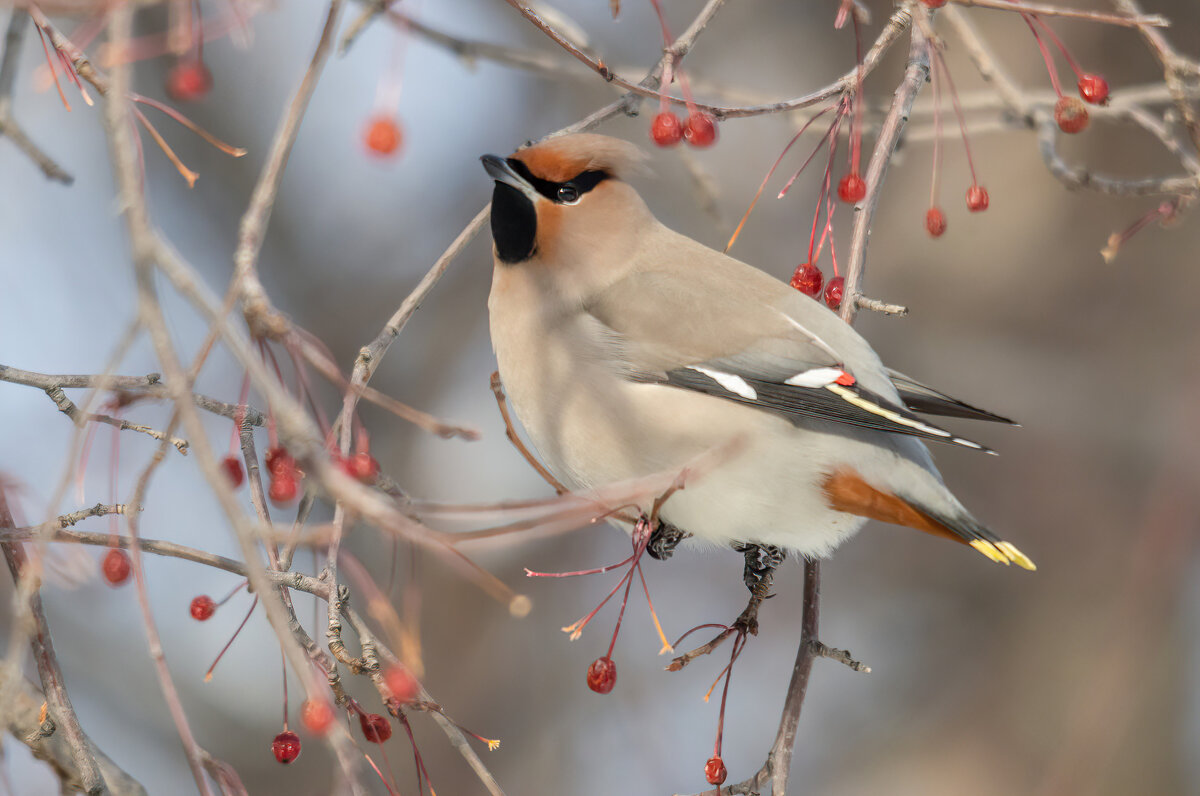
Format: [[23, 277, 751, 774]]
[[481, 134, 1033, 570]]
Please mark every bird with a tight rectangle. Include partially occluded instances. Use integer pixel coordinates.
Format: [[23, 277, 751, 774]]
[[479, 133, 1034, 589]]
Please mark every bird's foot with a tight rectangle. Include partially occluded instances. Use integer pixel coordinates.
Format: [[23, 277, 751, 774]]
[[733, 542, 785, 595], [647, 519, 691, 561]]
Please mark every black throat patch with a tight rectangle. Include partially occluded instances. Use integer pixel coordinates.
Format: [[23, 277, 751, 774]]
[[491, 182, 537, 264]]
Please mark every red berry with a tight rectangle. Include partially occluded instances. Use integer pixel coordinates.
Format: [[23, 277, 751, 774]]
[[271, 731, 301, 764], [384, 665, 419, 703], [300, 699, 335, 734], [364, 116, 403, 157], [1054, 96, 1089, 134], [221, 455, 244, 488], [101, 548, 131, 586], [823, 276, 845, 310], [966, 185, 989, 212], [921, 0, 947, 7], [265, 446, 292, 476], [268, 474, 298, 505], [190, 595, 216, 621], [359, 713, 392, 744], [165, 61, 212, 102], [925, 207, 947, 238], [1077, 73, 1109, 105], [683, 112, 718, 148], [348, 453, 380, 483], [837, 173, 866, 203], [705, 755, 728, 786], [586, 656, 617, 694], [789, 263, 824, 298], [650, 112, 684, 147]]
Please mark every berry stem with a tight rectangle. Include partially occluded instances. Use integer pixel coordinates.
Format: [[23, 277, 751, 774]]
[[204, 596, 259, 682], [281, 649, 290, 731], [849, 14, 865, 175], [605, 561, 639, 659], [929, 41, 944, 210], [1019, 12, 1065, 96], [725, 104, 836, 252], [930, 42, 981, 185]]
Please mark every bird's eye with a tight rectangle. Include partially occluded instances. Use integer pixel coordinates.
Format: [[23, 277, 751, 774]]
[[557, 184, 581, 205]]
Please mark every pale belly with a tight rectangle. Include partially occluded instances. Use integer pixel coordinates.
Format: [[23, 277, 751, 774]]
[[490, 306, 869, 556]]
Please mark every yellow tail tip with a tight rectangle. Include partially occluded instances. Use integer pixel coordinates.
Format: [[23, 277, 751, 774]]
[[996, 541, 1037, 571], [969, 539, 1009, 565]]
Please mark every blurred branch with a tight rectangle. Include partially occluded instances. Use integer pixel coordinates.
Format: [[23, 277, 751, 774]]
[[0, 10, 73, 184], [1114, 0, 1200, 153], [0, 489, 108, 796], [944, 5, 1200, 197], [0, 672, 145, 796], [948, 0, 1166, 27]]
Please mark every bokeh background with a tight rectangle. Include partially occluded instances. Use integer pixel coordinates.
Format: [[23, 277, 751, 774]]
[[3, 1, 1200, 794]]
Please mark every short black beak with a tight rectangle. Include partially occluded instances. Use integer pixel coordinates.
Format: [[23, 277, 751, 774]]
[[481, 154, 540, 202]]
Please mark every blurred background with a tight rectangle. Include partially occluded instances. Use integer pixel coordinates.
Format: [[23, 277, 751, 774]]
[[2, 0, 1199, 794]]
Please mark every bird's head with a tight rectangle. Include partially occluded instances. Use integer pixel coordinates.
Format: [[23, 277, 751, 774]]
[[481, 134, 652, 269]]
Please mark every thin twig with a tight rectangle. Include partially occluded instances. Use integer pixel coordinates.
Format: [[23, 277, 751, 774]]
[[0, 364, 268, 427], [843, 12, 931, 325]]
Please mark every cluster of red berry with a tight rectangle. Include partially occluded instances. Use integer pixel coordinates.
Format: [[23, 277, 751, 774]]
[[650, 110, 719, 148], [789, 263, 846, 311], [269, 665, 418, 765]]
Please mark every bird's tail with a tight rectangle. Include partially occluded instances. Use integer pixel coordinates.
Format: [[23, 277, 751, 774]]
[[822, 469, 1035, 570]]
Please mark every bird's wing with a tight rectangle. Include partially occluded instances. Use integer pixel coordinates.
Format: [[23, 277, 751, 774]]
[[585, 250, 994, 452], [886, 369, 1016, 425]]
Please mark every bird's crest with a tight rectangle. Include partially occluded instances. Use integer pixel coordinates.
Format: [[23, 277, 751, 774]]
[[511, 134, 648, 183]]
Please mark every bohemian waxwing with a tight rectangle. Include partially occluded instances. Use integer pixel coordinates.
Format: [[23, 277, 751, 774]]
[[480, 133, 1034, 574]]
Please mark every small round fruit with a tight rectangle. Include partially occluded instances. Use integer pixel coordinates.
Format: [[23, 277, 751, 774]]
[[166, 61, 212, 102], [190, 595, 216, 621], [364, 116, 403, 157], [966, 185, 989, 212], [384, 665, 419, 703], [823, 276, 845, 310], [925, 207, 947, 238], [789, 263, 824, 298], [268, 474, 298, 505], [921, 0, 947, 7], [705, 755, 728, 786], [359, 713, 392, 744], [1054, 96, 1089, 134], [348, 453, 380, 483], [101, 548, 131, 586], [683, 112, 718, 148], [265, 446, 291, 476], [300, 699, 335, 734], [650, 112, 684, 147], [272, 731, 301, 764], [586, 656, 617, 694], [221, 455, 244, 489], [1077, 73, 1109, 105], [837, 173, 866, 203]]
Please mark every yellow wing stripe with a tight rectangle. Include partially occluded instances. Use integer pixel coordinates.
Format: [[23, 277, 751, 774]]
[[825, 384, 953, 437]]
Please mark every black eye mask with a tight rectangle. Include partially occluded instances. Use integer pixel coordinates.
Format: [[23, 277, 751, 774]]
[[490, 162, 610, 263], [505, 159, 609, 203]]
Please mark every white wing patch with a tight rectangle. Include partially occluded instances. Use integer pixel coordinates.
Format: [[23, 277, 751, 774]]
[[784, 367, 845, 388], [690, 366, 758, 400]]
